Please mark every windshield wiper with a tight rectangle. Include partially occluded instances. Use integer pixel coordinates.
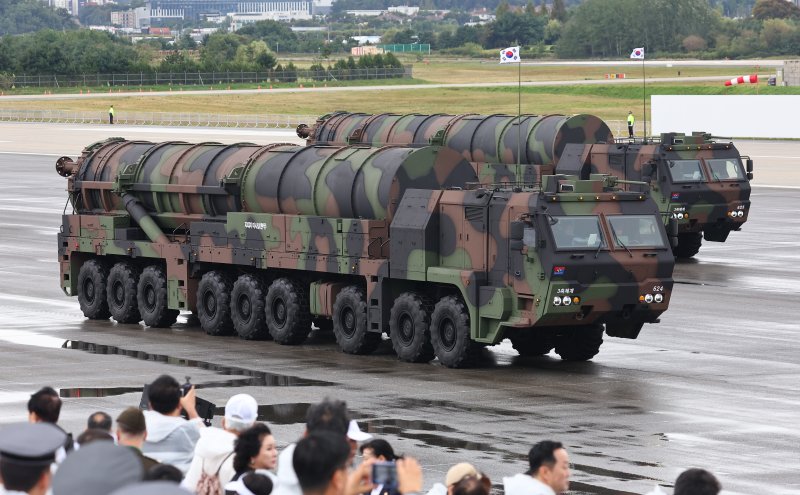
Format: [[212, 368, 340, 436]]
[[609, 224, 633, 258], [594, 236, 604, 259]]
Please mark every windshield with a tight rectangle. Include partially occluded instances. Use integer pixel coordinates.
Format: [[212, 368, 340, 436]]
[[550, 216, 605, 250], [607, 215, 667, 249], [668, 159, 705, 183], [706, 158, 745, 181]]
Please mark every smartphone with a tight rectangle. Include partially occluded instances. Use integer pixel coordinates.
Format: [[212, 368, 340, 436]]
[[372, 461, 397, 487]]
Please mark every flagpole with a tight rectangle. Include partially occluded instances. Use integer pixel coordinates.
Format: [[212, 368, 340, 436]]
[[642, 56, 646, 142], [517, 46, 521, 184]]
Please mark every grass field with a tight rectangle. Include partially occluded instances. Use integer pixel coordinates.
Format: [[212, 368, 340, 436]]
[[0, 61, 790, 122]]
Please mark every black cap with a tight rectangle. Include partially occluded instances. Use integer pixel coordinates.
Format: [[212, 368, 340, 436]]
[[52, 442, 143, 495], [0, 422, 66, 466], [110, 481, 191, 495]]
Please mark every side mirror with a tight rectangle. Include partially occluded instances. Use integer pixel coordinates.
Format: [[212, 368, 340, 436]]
[[668, 217, 679, 249], [746, 159, 753, 173], [746, 172, 753, 181]]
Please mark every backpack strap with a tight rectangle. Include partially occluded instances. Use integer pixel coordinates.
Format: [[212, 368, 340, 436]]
[[216, 451, 235, 475]]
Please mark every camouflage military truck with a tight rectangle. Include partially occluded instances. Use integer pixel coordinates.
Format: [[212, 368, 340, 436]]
[[56, 138, 674, 367], [299, 112, 752, 258], [556, 133, 753, 258]]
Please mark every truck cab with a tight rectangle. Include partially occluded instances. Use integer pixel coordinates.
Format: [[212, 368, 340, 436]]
[[557, 132, 753, 258]]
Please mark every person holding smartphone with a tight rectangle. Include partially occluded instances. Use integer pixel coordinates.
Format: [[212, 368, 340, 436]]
[[294, 432, 423, 495]]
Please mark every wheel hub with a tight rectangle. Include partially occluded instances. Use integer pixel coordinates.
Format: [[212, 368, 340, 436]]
[[440, 318, 456, 351], [399, 312, 414, 344], [112, 281, 124, 306], [204, 291, 217, 317], [341, 308, 355, 337], [83, 279, 95, 303], [273, 299, 286, 327], [238, 295, 251, 320], [144, 285, 156, 310]]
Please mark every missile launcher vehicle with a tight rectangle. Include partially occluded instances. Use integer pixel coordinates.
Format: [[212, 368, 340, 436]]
[[56, 138, 675, 367], [299, 112, 752, 258]]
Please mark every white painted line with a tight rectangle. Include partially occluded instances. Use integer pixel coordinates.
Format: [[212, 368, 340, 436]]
[[0, 151, 70, 157]]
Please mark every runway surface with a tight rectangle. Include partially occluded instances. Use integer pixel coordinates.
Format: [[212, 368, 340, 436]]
[[0, 125, 799, 494]]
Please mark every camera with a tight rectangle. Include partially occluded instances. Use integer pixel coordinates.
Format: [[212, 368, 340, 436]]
[[180, 376, 193, 397], [139, 376, 216, 427], [372, 461, 398, 489]]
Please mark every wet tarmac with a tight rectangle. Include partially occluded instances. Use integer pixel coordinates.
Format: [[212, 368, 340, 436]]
[[1, 135, 800, 494]]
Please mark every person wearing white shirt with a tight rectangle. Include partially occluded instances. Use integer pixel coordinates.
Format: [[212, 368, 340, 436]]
[[503, 440, 571, 495]]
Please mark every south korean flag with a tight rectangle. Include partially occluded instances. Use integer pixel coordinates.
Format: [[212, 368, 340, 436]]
[[500, 46, 521, 64]]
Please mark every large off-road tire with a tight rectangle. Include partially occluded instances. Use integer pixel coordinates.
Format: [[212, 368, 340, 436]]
[[137, 265, 179, 328], [232, 274, 270, 340], [196, 271, 234, 336], [430, 295, 478, 368], [554, 324, 605, 361], [78, 259, 111, 320], [107, 262, 141, 324], [510, 328, 557, 357], [265, 278, 312, 345], [333, 286, 381, 354], [673, 232, 702, 259], [389, 292, 435, 363]]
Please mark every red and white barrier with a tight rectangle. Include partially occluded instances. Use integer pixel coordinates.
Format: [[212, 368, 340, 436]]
[[725, 75, 758, 86]]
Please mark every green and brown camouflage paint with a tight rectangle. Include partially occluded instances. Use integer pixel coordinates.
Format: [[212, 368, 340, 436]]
[[557, 132, 752, 253], [57, 138, 673, 366]]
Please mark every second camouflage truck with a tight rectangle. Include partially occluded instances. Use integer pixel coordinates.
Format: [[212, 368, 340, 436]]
[[56, 138, 675, 367], [298, 112, 753, 258]]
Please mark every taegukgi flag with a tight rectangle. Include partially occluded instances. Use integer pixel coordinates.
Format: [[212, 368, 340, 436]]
[[630, 47, 645, 59], [500, 46, 521, 63]]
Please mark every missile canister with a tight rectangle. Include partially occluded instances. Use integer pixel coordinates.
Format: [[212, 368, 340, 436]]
[[58, 138, 478, 228], [298, 111, 614, 166]]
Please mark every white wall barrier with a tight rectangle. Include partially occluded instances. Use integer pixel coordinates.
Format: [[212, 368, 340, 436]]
[[652, 95, 800, 139]]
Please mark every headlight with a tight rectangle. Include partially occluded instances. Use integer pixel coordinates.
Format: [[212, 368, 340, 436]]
[[553, 296, 561, 306], [654, 293, 664, 303], [562, 295, 572, 306], [644, 294, 654, 303], [737, 210, 744, 217]]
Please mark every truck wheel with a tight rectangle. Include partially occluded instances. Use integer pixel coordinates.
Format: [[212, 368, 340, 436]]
[[197, 271, 234, 336], [137, 265, 179, 328], [232, 274, 270, 340], [673, 232, 702, 258], [265, 278, 312, 345], [554, 324, 604, 361], [333, 286, 380, 354], [389, 292, 434, 363], [430, 295, 477, 368], [510, 328, 556, 357], [107, 262, 141, 324], [78, 259, 111, 320]]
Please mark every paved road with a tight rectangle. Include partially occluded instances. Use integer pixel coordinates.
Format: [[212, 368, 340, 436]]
[[0, 75, 766, 101], [1, 127, 799, 494]]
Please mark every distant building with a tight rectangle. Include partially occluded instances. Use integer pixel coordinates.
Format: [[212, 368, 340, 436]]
[[350, 35, 381, 45], [387, 6, 418, 16], [147, 0, 312, 22], [49, 0, 79, 15], [351, 45, 383, 56], [346, 9, 384, 16], [311, 0, 332, 15], [111, 7, 149, 29], [784, 60, 800, 86]]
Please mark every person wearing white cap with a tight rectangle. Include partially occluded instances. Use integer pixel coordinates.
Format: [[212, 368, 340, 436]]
[[182, 393, 259, 494], [346, 420, 372, 466]]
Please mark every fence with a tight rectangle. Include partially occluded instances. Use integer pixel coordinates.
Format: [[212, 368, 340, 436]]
[[378, 44, 431, 54], [0, 109, 317, 129], [6, 67, 413, 88]]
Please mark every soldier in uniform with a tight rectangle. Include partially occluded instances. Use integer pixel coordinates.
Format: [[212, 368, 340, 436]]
[[0, 422, 67, 495], [627, 111, 635, 138]]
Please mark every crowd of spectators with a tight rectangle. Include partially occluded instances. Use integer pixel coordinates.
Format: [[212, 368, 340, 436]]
[[0, 378, 722, 495]]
